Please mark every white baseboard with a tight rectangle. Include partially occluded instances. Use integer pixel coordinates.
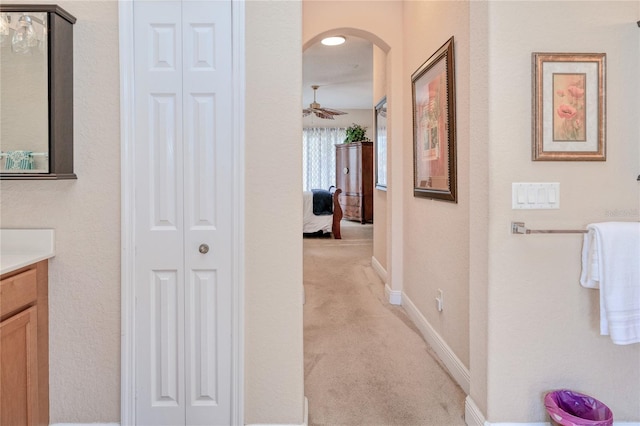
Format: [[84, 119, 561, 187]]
[[385, 283, 402, 305], [371, 255, 387, 283], [401, 292, 470, 394], [371, 256, 400, 305], [465, 396, 486, 426], [371, 256, 402, 305]]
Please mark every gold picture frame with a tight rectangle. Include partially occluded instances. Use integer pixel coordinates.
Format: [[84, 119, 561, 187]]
[[532, 52, 606, 161], [412, 37, 457, 202]]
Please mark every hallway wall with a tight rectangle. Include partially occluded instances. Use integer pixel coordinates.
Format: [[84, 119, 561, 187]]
[[484, 1, 640, 422], [401, 0, 471, 370], [245, 1, 305, 423], [373, 45, 388, 272], [468, 0, 490, 417]]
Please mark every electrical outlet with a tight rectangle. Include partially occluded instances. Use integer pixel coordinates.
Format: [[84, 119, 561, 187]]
[[435, 289, 444, 312]]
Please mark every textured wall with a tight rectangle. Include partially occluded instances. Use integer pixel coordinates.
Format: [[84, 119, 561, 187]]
[[0, 1, 121, 422], [372, 45, 387, 271], [244, 1, 305, 424], [486, 1, 640, 422], [401, 1, 471, 369], [468, 0, 490, 417]]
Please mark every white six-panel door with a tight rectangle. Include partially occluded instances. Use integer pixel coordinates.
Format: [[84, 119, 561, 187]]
[[133, 1, 232, 424]]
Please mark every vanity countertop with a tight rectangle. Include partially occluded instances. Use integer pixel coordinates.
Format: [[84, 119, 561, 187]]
[[0, 229, 55, 275]]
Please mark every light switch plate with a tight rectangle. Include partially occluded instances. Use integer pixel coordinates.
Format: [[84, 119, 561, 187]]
[[512, 183, 560, 209]]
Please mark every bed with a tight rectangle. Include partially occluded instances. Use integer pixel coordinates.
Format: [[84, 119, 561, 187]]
[[303, 187, 343, 239]]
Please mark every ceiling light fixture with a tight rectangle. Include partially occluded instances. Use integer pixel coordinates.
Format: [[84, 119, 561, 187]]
[[321, 36, 345, 46]]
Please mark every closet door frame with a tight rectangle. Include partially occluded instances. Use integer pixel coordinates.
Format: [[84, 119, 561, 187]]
[[118, 1, 245, 424]]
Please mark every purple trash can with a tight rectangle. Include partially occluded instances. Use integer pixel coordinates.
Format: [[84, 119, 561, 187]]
[[544, 390, 613, 426]]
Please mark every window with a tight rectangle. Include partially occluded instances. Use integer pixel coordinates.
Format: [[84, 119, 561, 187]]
[[302, 127, 345, 191]]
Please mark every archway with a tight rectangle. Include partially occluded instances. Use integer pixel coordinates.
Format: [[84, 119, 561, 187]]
[[303, 27, 392, 290], [301, 21, 414, 424], [304, 28, 390, 53]]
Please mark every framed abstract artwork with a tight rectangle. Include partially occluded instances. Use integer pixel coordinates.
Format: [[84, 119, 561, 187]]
[[532, 52, 606, 161], [412, 37, 457, 202], [375, 97, 387, 190]]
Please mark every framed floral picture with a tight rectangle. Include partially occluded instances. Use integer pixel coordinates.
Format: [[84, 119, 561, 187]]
[[532, 52, 606, 161], [412, 37, 457, 202]]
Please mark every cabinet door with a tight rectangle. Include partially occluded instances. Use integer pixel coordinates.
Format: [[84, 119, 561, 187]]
[[0, 307, 38, 426], [360, 143, 374, 222], [335, 145, 348, 192], [346, 145, 362, 196], [336, 145, 360, 196]]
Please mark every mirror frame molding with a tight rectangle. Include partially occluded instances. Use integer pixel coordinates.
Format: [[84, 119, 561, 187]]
[[0, 4, 76, 180]]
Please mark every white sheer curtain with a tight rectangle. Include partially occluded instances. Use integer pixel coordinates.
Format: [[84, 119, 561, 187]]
[[302, 127, 345, 191]]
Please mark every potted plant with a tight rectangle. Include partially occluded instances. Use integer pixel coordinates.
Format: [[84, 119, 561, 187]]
[[344, 123, 369, 143]]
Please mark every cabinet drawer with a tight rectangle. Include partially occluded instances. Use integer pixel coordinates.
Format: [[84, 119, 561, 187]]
[[343, 205, 361, 219], [0, 269, 37, 319], [340, 195, 361, 207]]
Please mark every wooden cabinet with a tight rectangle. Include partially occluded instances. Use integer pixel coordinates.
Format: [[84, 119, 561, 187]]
[[1, 307, 39, 426], [0, 261, 49, 426], [335, 141, 373, 223]]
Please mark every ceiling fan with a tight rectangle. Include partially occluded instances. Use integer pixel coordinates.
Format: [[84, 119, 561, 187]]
[[303, 85, 347, 120]]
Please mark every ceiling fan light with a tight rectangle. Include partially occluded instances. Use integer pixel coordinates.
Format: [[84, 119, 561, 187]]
[[302, 85, 347, 120], [321, 36, 345, 46]]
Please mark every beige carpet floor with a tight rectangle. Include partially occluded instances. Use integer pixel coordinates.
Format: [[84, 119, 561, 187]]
[[303, 221, 466, 426]]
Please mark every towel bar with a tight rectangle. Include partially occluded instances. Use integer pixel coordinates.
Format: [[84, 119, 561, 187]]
[[511, 221, 588, 235]]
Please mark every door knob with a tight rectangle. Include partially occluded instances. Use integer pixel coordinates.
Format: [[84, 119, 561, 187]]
[[343, 167, 349, 174], [199, 244, 209, 254]]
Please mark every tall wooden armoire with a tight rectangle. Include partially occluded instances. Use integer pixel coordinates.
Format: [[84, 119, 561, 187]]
[[335, 141, 373, 223]]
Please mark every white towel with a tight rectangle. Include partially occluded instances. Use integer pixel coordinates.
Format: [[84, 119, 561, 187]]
[[580, 222, 640, 344], [580, 229, 600, 289]]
